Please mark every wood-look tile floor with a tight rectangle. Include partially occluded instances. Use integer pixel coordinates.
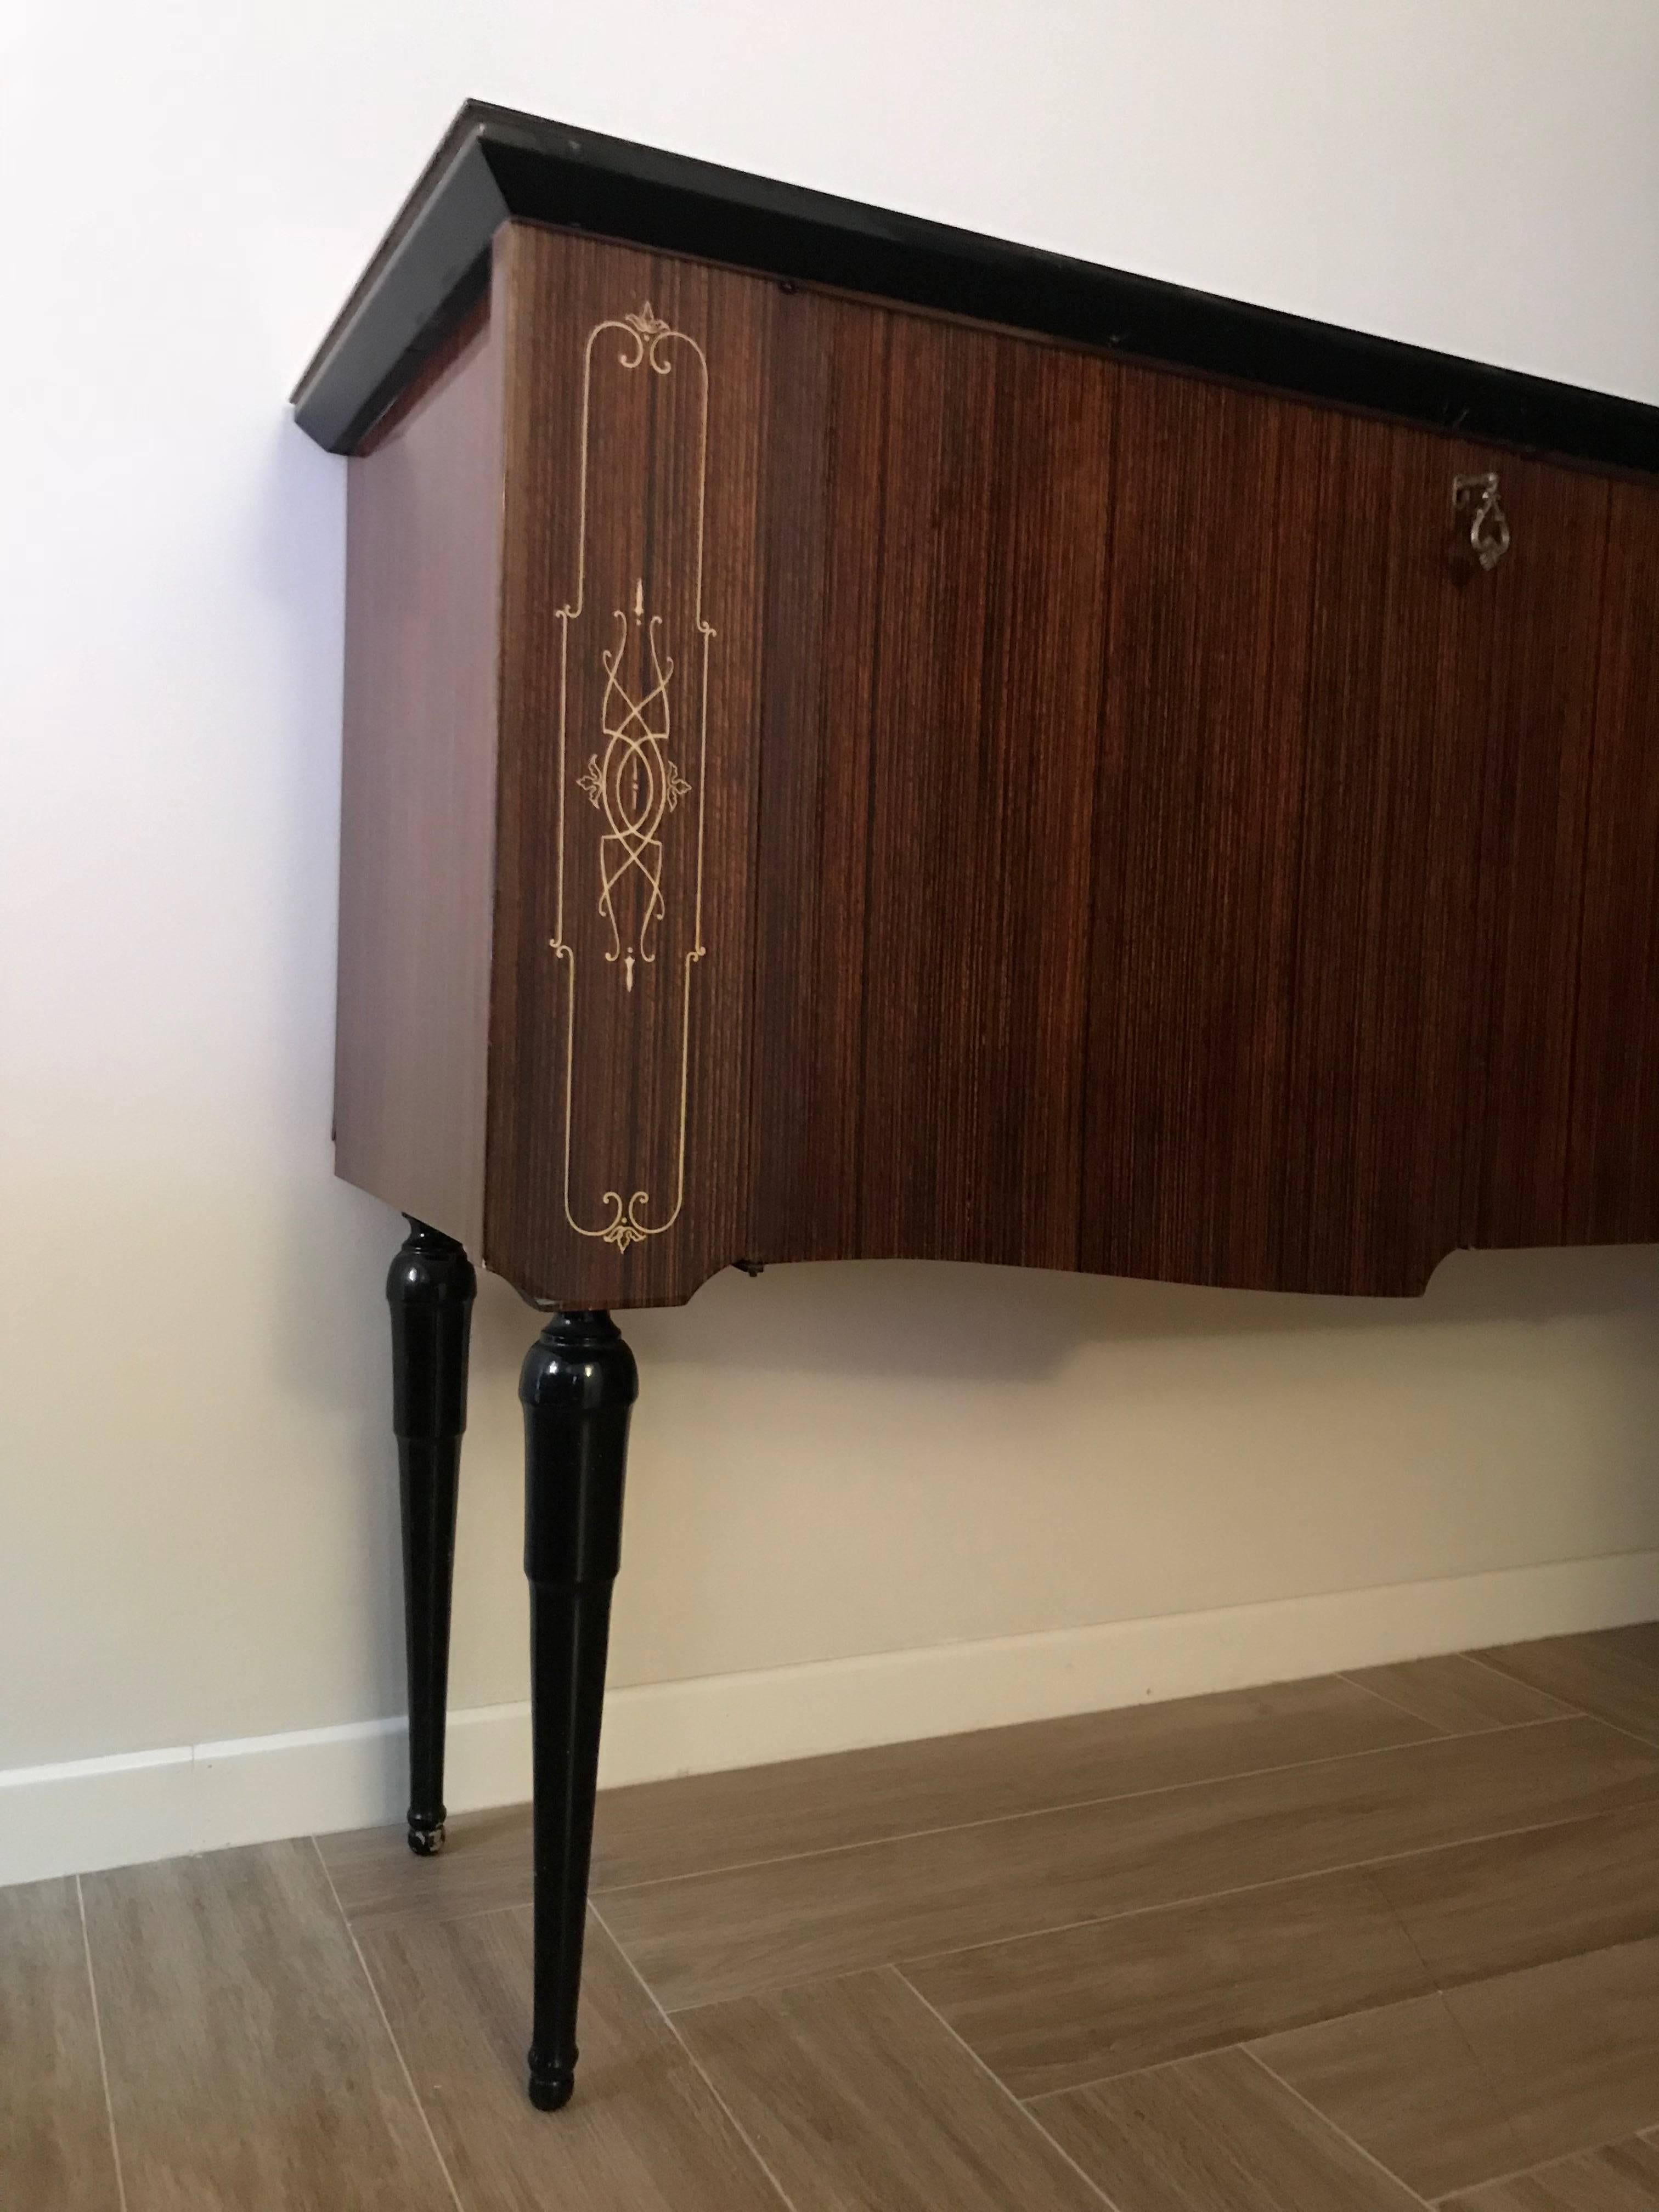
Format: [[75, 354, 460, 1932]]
[[8, 1626, 1659, 2209]]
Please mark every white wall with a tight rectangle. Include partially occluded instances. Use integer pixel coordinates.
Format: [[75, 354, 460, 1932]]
[[4, 1, 1658, 1878]]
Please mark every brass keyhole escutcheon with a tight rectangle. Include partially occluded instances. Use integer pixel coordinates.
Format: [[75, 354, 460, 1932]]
[[1453, 472, 1511, 574]]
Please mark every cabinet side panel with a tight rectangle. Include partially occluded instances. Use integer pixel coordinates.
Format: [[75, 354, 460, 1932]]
[[486, 225, 771, 1306], [334, 307, 503, 1246], [1565, 479, 1659, 1240]]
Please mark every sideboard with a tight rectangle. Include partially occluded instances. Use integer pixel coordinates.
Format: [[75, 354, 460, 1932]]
[[292, 100, 1659, 2109]]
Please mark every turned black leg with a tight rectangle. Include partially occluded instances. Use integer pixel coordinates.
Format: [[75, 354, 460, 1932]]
[[521, 1309, 637, 2112], [387, 1218, 476, 1858]]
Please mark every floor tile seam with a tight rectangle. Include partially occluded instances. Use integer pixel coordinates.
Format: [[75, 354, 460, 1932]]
[[1334, 1669, 1566, 1734], [1433, 1970, 1659, 2161], [1349, 1857, 1525, 2148], [998, 2006, 1414, 2108], [586, 1712, 1589, 1900], [1020, 2036, 1435, 2207], [982, 1918, 1659, 2114], [642, 1795, 1650, 2018], [74, 1873, 130, 2212], [1528, 1704, 1659, 1756], [585, 1895, 805, 2212], [1461, 1650, 1659, 1750], [1454, 1650, 1593, 1719], [329, 1892, 541, 1940], [1425, 2125, 1659, 2205], [320, 1707, 1595, 1913], [1020, 2032, 1260, 2102], [308, 1838, 468, 2212], [1239, 2042, 1438, 2208], [873, 1796, 1658, 1984], [890, 1965, 1125, 2211], [1362, 1853, 1604, 2192]]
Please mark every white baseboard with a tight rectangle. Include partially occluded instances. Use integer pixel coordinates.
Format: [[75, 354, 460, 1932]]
[[5, 1547, 1658, 1889]]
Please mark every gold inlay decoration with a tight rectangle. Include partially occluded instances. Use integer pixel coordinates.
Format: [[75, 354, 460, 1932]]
[[578, 578, 692, 990], [547, 302, 713, 1254]]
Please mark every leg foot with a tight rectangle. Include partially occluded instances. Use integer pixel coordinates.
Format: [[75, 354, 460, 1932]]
[[527, 2055, 575, 2112], [521, 1309, 637, 2111], [387, 1218, 476, 1863]]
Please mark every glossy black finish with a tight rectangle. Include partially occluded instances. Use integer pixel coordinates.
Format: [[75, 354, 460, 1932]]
[[387, 1218, 476, 1858], [291, 99, 1659, 473], [520, 1308, 638, 2112]]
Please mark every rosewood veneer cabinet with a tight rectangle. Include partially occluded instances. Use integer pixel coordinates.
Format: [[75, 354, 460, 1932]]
[[292, 100, 1659, 2108]]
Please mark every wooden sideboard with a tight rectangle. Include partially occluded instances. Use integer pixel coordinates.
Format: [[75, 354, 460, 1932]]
[[294, 100, 1659, 2108]]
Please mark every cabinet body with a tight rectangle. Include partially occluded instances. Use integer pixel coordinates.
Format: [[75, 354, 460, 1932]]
[[311, 103, 1659, 2115], [334, 216, 1659, 1307]]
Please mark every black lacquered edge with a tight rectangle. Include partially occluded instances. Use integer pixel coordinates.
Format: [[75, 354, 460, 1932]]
[[291, 99, 1659, 473]]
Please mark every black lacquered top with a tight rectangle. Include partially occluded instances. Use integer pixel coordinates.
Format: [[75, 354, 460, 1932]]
[[292, 99, 1659, 475]]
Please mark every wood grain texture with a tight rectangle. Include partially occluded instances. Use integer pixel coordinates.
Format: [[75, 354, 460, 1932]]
[[673, 1966, 1111, 2212], [0, 1878, 121, 2212], [1474, 1626, 1659, 1746], [912, 1796, 1659, 2099], [486, 222, 772, 1306], [318, 1672, 1437, 1929], [1443, 2134, 1659, 2211], [1367, 1801, 1659, 1990], [359, 1905, 784, 2211], [81, 1840, 452, 2211], [1442, 1936, 1659, 2163], [749, 294, 1119, 1269], [1255, 1993, 1528, 2200], [589, 1669, 1436, 1889], [1080, 370, 1322, 1289], [905, 1864, 1432, 2097], [847, 313, 1116, 1267], [1257, 1935, 1659, 2199], [318, 1801, 535, 1932], [15, 1627, 1659, 2204], [1344, 1654, 1573, 1733], [1035, 2047, 1424, 2212], [603, 1719, 1659, 2011], [1464, 459, 1612, 1250], [1566, 479, 1659, 1244], [1078, 388, 1526, 1294], [330, 220, 1659, 1305], [744, 286, 889, 1263], [1277, 418, 1509, 1293], [335, 297, 503, 1246]]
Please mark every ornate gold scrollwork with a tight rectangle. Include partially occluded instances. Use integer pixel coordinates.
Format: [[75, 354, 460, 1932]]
[[547, 302, 713, 1254], [579, 582, 692, 992]]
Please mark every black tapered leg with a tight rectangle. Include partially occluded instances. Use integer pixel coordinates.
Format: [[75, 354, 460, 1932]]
[[520, 1309, 637, 2112], [387, 1218, 476, 1858]]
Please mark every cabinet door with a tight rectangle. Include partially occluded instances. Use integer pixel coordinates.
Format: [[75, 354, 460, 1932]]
[[1463, 459, 1612, 1250], [1079, 369, 1322, 1289], [1279, 437, 1612, 1272], [1565, 479, 1659, 1241], [1083, 380, 1502, 1295]]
